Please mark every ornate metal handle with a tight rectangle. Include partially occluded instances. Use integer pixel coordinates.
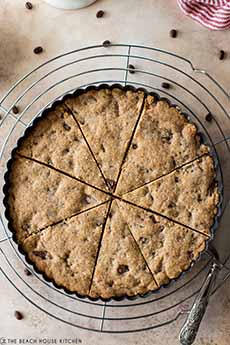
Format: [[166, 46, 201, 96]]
[[179, 263, 219, 345]]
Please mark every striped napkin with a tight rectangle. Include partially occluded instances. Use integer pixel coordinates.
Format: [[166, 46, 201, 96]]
[[177, 0, 230, 30]]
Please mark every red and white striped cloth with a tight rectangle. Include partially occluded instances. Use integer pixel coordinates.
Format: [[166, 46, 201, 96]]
[[178, 0, 230, 30]]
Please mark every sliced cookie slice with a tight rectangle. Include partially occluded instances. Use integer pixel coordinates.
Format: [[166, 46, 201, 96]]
[[116, 96, 209, 195], [64, 88, 145, 189], [118, 201, 207, 287], [22, 203, 110, 295], [122, 155, 219, 236], [5, 157, 109, 244], [17, 103, 106, 190], [89, 200, 158, 299]]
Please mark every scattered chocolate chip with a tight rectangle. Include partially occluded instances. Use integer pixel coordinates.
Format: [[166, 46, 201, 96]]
[[219, 50, 226, 60], [106, 179, 116, 190], [205, 112, 213, 122], [14, 311, 23, 320], [25, 1, 33, 9], [117, 264, 129, 274], [24, 268, 32, 276], [32, 250, 48, 259], [108, 211, 113, 219], [63, 123, 71, 131], [168, 202, 176, 208], [132, 143, 138, 149], [12, 105, 19, 114], [128, 64, 135, 74], [33, 46, 43, 54], [169, 29, 177, 38], [96, 10, 105, 18], [102, 40, 111, 47], [161, 82, 170, 89], [175, 176, 179, 183], [197, 194, 202, 202]]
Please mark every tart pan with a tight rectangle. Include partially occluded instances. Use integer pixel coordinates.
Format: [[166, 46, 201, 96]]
[[3, 84, 223, 301]]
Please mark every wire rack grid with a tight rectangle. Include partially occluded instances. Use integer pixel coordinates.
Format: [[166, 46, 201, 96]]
[[0, 44, 230, 333]]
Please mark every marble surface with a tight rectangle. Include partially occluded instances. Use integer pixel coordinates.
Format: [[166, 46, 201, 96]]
[[0, 0, 230, 344]]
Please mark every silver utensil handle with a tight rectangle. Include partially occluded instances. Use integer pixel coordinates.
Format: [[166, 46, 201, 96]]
[[179, 263, 219, 345]]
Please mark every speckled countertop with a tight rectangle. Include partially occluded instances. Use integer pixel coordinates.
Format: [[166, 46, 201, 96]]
[[0, 1, 230, 344]]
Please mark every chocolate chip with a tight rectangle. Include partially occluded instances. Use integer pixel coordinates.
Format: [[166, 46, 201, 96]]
[[169, 29, 177, 38], [32, 250, 48, 259], [108, 211, 113, 219], [14, 311, 23, 320], [161, 129, 173, 143], [117, 264, 129, 274], [33, 46, 43, 54], [132, 143, 138, 149], [96, 218, 104, 226], [24, 268, 32, 276], [96, 10, 105, 18], [154, 260, 163, 274], [82, 194, 92, 205], [171, 157, 176, 168], [128, 64, 135, 74], [47, 158, 53, 165], [208, 180, 217, 196], [161, 82, 170, 89], [168, 202, 176, 208], [150, 215, 157, 223], [25, 2, 33, 9], [12, 105, 19, 114], [63, 123, 71, 131], [175, 176, 179, 183], [219, 50, 226, 60], [188, 250, 194, 260], [159, 225, 164, 232], [102, 40, 111, 47], [106, 179, 116, 190], [197, 194, 202, 202], [22, 223, 30, 231], [107, 280, 114, 287], [205, 112, 213, 122], [62, 148, 70, 155], [139, 237, 148, 245]]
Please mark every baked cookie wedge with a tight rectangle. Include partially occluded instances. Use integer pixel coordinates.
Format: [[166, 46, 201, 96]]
[[122, 155, 219, 236], [116, 96, 209, 195], [64, 88, 145, 189], [118, 201, 207, 287], [4, 157, 109, 244], [17, 103, 107, 190], [22, 203, 110, 295], [89, 200, 158, 299]]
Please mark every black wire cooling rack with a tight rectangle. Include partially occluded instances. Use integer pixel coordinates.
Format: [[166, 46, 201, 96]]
[[0, 44, 230, 333]]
